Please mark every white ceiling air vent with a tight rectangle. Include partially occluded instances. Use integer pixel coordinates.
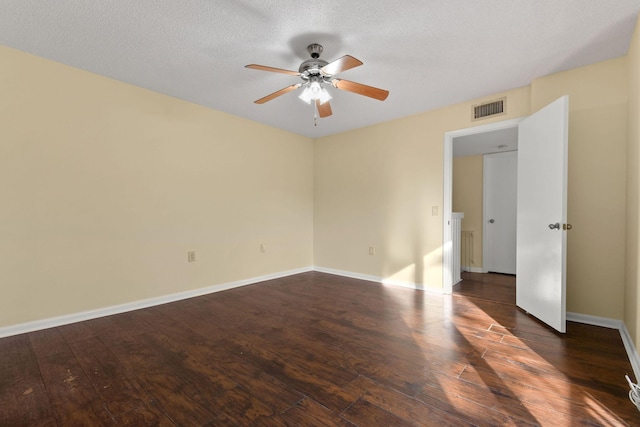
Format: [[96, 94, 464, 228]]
[[472, 97, 506, 121]]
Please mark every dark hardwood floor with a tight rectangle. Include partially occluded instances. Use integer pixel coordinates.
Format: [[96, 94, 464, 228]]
[[1, 271, 638, 426], [454, 271, 516, 305]]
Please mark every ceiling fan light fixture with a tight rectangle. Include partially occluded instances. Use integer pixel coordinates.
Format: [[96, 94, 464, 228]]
[[298, 86, 313, 104], [316, 87, 332, 105], [298, 83, 332, 105]]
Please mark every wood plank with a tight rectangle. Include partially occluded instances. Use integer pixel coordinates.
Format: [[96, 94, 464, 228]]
[[340, 398, 415, 426], [343, 375, 478, 426], [480, 347, 630, 397], [300, 319, 465, 395], [0, 334, 56, 426], [135, 330, 278, 423], [108, 337, 217, 425], [208, 385, 275, 424], [114, 402, 175, 426], [29, 328, 69, 358], [67, 336, 154, 415], [57, 321, 98, 343], [36, 349, 114, 425], [282, 397, 355, 427], [458, 363, 631, 426], [471, 350, 638, 423], [142, 311, 305, 414], [219, 336, 360, 412], [417, 371, 545, 426]]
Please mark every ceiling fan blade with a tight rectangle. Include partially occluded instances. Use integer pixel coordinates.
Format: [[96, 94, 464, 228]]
[[333, 79, 389, 101], [254, 84, 301, 104], [316, 99, 333, 118], [321, 55, 363, 75], [245, 64, 300, 76]]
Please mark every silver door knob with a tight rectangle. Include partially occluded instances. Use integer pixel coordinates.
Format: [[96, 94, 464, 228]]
[[489, 219, 495, 223], [548, 223, 560, 230]]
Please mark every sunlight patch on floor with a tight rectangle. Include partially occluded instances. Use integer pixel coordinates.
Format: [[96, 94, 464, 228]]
[[583, 391, 629, 426]]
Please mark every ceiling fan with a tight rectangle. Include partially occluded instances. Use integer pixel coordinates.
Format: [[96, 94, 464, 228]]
[[245, 43, 389, 119]]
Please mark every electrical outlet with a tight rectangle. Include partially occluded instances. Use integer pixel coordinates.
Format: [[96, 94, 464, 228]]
[[369, 246, 375, 256], [260, 243, 266, 253], [187, 251, 196, 262], [432, 206, 439, 216]]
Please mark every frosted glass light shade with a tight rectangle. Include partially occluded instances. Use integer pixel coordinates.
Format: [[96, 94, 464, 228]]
[[298, 83, 332, 105]]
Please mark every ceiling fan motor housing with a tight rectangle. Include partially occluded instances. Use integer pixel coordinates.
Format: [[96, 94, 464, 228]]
[[299, 59, 329, 77], [307, 43, 323, 58], [299, 44, 329, 79]]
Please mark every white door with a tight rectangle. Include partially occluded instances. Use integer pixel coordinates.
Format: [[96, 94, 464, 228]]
[[516, 96, 569, 333], [484, 152, 517, 274]]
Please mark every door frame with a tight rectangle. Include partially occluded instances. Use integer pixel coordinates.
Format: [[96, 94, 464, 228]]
[[443, 117, 523, 294]]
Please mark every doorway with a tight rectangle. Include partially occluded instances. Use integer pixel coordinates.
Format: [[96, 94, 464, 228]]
[[442, 118, 523, 295], [449, 126, 519, 302], [443, 97, 569, 332], [483, 151, 517, 275]]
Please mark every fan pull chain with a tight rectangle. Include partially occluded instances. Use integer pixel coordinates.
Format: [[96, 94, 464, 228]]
[[313, 101, 318, 126]]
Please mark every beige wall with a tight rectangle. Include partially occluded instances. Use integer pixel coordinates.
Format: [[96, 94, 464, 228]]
[[316, 56, 629, 320], [531, 58, 628, 319], [0, 47, 314, 328], [314, 86, 531, 289], [626, 15, 640, 346], [452, 155, 483, 269]]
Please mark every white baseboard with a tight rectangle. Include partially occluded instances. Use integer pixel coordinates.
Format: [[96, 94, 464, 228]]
[[0, 267, 313, 339], [567, 312, 640, 381], [620, 322, 640, 381], [313, 266, 443, 294], [566, 312, 623, 329]]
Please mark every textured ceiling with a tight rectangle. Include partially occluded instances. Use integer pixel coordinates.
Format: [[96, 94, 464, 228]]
[[1, 1, 639, 138]]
